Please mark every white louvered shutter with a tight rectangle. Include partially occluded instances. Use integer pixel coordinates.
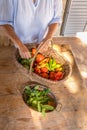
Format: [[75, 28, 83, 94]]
[[61, 0, 87, 36]]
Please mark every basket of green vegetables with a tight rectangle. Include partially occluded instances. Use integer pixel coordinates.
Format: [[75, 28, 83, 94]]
[[22, 82, 62, 117]]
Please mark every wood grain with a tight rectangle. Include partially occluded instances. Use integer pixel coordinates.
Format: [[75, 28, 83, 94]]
[[0, 37, 87, 130]]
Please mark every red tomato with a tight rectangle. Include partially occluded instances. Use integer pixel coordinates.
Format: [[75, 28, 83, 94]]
[[40, 67, 48, 73], [49, 71, 55, 80], [34, 67, 41, 74], [40, 72, 49, 79], [35, 53, 45, 63], [49, 71, 64, 81], [54, 71, 64, 80], [31, 48, 37, 57]]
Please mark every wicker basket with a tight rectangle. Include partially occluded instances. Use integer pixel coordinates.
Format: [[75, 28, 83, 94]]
[[29, 39, 72, 85], [22, 82, 57, 112]]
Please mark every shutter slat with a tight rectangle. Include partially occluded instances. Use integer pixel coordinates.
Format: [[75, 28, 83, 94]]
[[61, 0, 87, 36]]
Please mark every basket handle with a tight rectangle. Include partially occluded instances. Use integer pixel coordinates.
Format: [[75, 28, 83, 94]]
[[29, 39, 53, 77], [55, 102, 62, 112], [37, 39, 54, 51]]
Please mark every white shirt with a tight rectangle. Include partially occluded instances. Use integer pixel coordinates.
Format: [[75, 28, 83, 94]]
[[0, 0, 62, 43]]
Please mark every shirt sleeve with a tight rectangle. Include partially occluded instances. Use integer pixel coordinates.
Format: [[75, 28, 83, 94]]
[[0, 0, 14, 26], [49, 0, 62, 24]]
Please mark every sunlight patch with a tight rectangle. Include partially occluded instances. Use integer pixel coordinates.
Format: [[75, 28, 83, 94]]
[[76, 32, 87, 44]]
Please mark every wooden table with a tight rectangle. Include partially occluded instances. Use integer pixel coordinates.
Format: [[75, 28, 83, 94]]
[[0, 37, 87, 130]]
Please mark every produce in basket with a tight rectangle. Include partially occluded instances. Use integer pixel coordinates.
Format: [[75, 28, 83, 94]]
[[33, 55, 64, 81], [18, 47, 67, 81], [23, 84, 57, 117]]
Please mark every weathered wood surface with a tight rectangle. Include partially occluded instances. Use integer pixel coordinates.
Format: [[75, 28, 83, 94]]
[[0, 37, 87, 130]]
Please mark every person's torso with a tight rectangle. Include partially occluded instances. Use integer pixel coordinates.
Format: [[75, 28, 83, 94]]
[[14, 0, 55, 43]]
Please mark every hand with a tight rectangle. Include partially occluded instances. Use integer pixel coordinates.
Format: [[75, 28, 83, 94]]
[[18, 44, 31, 59]]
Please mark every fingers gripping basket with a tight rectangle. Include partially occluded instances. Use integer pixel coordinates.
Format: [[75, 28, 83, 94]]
[[29, 39, 72, 85]]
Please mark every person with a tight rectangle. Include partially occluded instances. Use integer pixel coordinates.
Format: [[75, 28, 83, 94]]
[[0, 0, 62, 59]]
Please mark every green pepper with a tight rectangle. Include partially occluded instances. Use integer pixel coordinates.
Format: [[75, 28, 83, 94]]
[[42, 104, 54, 111], [41, 104, 54, 117], [42, 108, 46, 117], [25, 86, 32, 95], [39, 97, 50, 103], [24, 85, 55, 117], [37, 102, 41, 112], [18, 57, 33, 67]]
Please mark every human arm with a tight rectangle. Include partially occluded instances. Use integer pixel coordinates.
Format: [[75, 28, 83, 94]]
[[42, 0, 62, 43], [1, 24, 31, 59], [43, 23, 59, 42]]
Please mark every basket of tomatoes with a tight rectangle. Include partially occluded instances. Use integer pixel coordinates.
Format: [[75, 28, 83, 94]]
[[28, 39, 72, 85], [16, 39, 72, 85]]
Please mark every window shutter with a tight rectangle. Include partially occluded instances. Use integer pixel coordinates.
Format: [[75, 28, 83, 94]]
[[61, 0, 87, 36]]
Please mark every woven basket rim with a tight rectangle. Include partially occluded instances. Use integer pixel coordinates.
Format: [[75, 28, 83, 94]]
[[29, 39, 72, 83], [22, 82, 57, 112], [14, 42, 72, 85]]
